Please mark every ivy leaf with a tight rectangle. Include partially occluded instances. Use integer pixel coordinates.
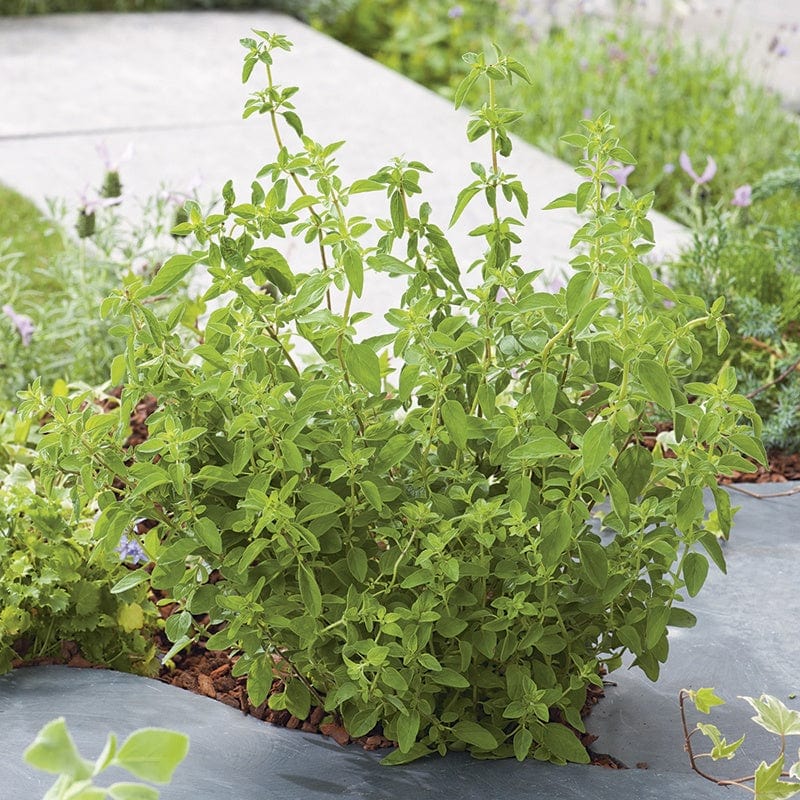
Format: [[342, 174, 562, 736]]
[[692, 688, 726, 714], [753, 755, 800, 800], [742, 695, 800, 738]]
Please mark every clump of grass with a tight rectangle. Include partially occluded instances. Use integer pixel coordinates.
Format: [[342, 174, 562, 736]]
[[499, 19, 800, 222], [0, 183, 64, 293]]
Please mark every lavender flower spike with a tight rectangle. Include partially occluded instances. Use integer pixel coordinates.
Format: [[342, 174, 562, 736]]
[[731, 184, 753, 207], [679, 151, 717, 185], [448, 4, 464, 18], [608, 161, 635, 188], [2, 304, 34, 346]]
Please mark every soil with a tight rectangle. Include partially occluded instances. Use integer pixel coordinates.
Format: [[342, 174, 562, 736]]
[[16, 389, 797, 768]]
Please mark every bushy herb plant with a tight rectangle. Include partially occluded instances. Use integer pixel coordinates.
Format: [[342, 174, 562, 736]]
[[25, 717, 188, 800], [681, 688, 800, 799], [23, 32, 764, 763], [0, 414, 159, 675], [667, 154, 800, 453]]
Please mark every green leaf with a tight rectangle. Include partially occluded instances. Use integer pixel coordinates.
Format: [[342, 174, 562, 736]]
[[578, 540, 608, 589], [451, 721, 498, 751], [638, 359, 674, 410], [692, 687, 725, 714], [108, 783, 160, 800], [24, 718, 92, 779], [581, 421, 611, 479], [396, 711, 421, 752], [543, 192, 576, 210], [754, 755, 800, 800], [615, 445, 652, 500], [140, 254, 200, 298], [513, 727, 534, 761], [453, 70, 480, 109], [346, 547, 368, 582], [345, 343, 381, 394], [728, 433, 767, 465], [285, 679, 312, 720], [110, 570, 152, 595], [246, 654, 272, 707], [450, 185, 480, 227], [441, 400, 468, 450], [380, 742, 431, 765], [540, 723, 590, 764], [342, 248, 364, 298], [251, 247, 295, 294], [115, 729, 189, 784], [432, 668, 470, 688], [298, 563, 322, 618], [193, 518, 222, 554], [540, 514, 572, 568], [376, 435, 414, 469], [348, 707, 380, 738], [742, 695, 800, 737], [683, 552, 709, 597], [509, 427, 572, 460]]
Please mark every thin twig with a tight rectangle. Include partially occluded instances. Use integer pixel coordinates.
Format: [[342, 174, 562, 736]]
[[679, 690, 728, 785], [745, 352, 800, 399], [727, 484, 800, 499]]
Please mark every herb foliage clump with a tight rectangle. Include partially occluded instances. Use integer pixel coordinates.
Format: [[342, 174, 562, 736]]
[[24, 32, 764, 763]]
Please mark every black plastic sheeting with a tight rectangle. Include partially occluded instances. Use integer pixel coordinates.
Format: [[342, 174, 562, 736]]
[[2, 483, 798, 799]]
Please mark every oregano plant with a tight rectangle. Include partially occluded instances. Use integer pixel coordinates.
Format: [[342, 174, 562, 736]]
[[22, 31, 765, 764]]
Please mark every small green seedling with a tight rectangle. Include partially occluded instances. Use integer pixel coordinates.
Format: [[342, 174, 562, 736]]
[[24, 717, 189, 800]]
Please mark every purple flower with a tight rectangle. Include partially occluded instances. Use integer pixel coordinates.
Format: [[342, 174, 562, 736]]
[[663, 162, 675, 174], [116, 532, 149, 565], [679, 151, 717, 185], [2, 304, 34, 346], [731, 184, 753, 207], [96, 141, 134, 172], [608, 161, 635, 188], [77, 185, 119, 215], [447, 4, 464, 18]]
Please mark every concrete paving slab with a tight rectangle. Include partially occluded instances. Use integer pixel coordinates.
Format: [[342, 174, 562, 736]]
[[1, 483, 797, 798], [0, 11, 689, 339]]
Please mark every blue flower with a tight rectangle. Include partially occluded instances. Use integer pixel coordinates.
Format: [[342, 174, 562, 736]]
[[116, 532, 149, 565], [448, 5, 464, 19]]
